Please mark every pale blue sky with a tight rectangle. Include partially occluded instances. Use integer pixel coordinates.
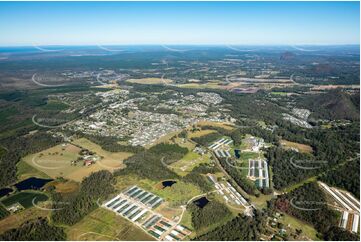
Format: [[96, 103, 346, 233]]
[[0, 1, 359, 46]]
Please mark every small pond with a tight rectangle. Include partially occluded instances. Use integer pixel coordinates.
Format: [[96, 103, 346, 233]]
[[0, 187, 13, 198], [14, 177, 53, 191], [234, 149, 241, 159], [161, 180, 177, 188], [193, 197, 209, 208]]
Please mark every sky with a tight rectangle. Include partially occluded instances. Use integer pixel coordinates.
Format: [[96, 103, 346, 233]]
[[0, 1, 359, 46]]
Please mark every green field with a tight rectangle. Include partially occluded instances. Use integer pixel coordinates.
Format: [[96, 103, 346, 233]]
[[16, 159, 51, 181], [169, 151, 211, 176], [153, 180, 203, 206], [1, 191, 48, 209], [67, 208, 154, 241], [279, 213, 319, 240]]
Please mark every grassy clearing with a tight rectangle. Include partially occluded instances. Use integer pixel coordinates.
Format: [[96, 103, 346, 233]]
[[0, 206, 50, 234], [174, 137, 195, 150], [187, 129, 217, 139], [180, 209, 194, 230], [126, 78, 172, 85], [115, 174, 202, 206], [66, 208, 154, 241], [153, 180, 203, 206], [45, 180, 79, 195], [280, 140, 313, 154], [72, 138, 133, 167], [196, 121, 235, 131], [169, 151, 211, 176], [249, 194, 275, 209], [23, 139, 131, 182], [176, 83, 221, 90], [279, 213, 319, 241], [16, 159, 51, 181]]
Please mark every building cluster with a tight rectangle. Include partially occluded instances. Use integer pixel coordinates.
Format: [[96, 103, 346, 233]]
[[207, 174, 249, 209], [208, 138, 233, 158], [283, 113, 312, 129], [65, 90, 232, 147], [319, 182, 360, 234], [248, 159, 270, 189], [103, 186, 191, 241]]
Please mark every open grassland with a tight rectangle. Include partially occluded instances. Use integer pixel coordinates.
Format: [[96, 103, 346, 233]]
[[72, 138, 133, 168], [279, 213, 319, 241], [168, 151, 211, 176], [66, 208, 154, 241], [196, 121, 235, 131], [0, 206, 50, 234], [126, 78, 172, 85], [1, 191, 48, 209], [280, 140, 313, 154], [153, 180, 203, 206], [187, 129, 217, 139], [23, 139, 131, 182], [16, 159, 50, 181]]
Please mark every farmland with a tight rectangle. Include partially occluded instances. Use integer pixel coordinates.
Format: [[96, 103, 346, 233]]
[[22, 138, 132, 182]]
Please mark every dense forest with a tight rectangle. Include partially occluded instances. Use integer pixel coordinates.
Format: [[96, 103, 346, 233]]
[[320, 158, 360, 198], [51, 170, 114, 225], [0, 218, 66, 241], [188, 200, 232, 230], [194, 210, 266, 241]]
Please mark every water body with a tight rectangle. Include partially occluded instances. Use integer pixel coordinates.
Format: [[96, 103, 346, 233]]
[[193, 197, 209, 208], [0, 187, 13, 198], [162, 180, 177, 188], [14, 177, 53, 191], [234, 149, 241, 159]]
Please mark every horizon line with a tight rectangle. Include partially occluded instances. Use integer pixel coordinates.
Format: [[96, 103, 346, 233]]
[[0, 43, 360, 48]]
